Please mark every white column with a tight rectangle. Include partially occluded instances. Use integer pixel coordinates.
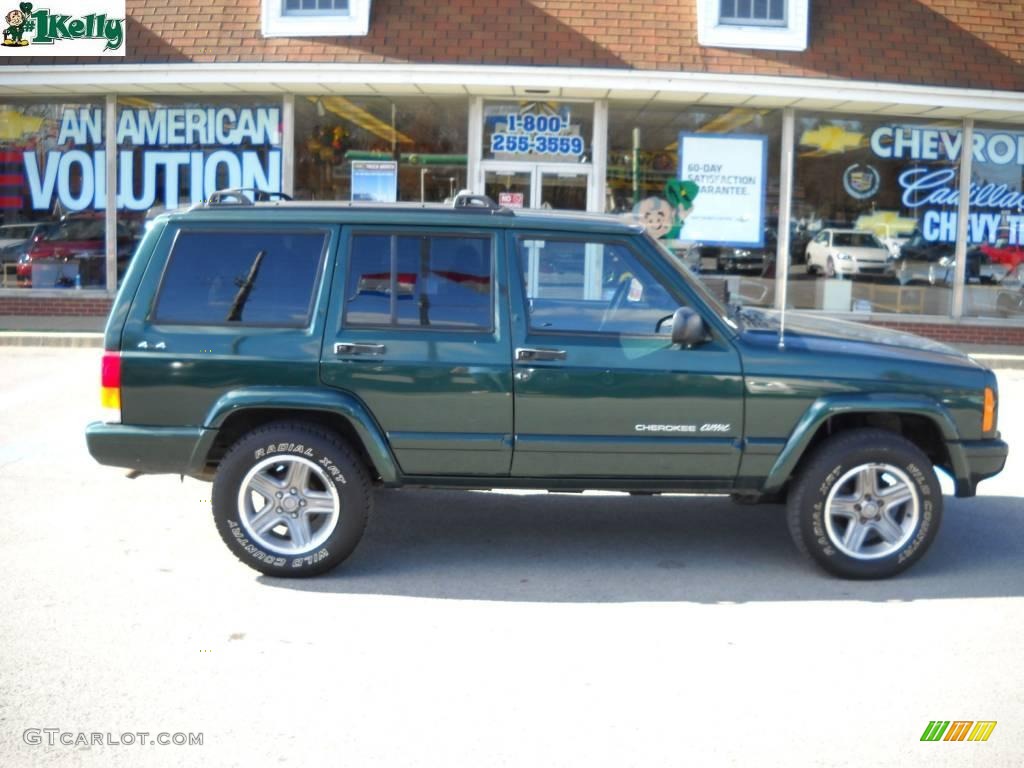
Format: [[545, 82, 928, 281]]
[[468, 97, 484, 195], [105, 94, 117, 296], [281, 94, 295, 197], [591, 99, 608, 213], [774, 107, 795, 312], [951, 118, 974, 319]]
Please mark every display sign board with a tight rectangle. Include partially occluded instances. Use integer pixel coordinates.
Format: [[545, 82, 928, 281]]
[[351, 160, 398, 202], [15, 105, 282, 212], [487, 104, 585, 161], [0, 1, 126, 56], [678, 133, 767, 247], [498, 191, 524, 208]]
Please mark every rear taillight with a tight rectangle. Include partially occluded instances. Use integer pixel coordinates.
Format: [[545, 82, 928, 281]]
[[101, 351, 121, 415]]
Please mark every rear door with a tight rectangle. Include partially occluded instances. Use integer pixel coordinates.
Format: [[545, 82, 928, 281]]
[[320, 226, 513, 476], [508, 231, 744, 484], [120, 222, 336, 427]]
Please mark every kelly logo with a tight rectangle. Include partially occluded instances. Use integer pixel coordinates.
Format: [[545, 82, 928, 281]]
[[920, 720, 997, 742], [1, 1, 125, 55]]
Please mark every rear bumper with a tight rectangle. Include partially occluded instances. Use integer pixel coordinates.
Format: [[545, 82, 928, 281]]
[[954, 438, 1009, 497], [85, 422, 214, 477]]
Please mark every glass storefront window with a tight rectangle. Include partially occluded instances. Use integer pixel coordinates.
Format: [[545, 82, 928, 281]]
[[789, 113, 961, 316], [607, 103, 782, 309], [294, 96, 467, 203], [960, 122, 1024, 320], [0, 99, 107, 290]]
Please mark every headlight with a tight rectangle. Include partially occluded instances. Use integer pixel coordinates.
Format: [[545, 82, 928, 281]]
[[734, 249, 750, 257], [835, 251, 852, 261], [938, 256, 954, 267]]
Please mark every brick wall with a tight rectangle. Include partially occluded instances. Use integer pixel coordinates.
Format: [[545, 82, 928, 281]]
[[19, 0, 1024, 92], [867, 321, 1024, 347], [1, 295, 1022, 345], [0, 296, 114, 316]]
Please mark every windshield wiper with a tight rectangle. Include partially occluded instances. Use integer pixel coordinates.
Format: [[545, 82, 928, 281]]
[[226, 250, 266, 322]]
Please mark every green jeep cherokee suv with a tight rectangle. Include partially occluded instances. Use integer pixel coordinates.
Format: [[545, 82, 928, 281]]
[[86, 192, 1008, 579]]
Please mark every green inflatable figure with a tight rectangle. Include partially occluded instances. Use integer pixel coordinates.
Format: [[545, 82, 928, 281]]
[[632, 179, 700, 240], [2, 3, 34, 47]]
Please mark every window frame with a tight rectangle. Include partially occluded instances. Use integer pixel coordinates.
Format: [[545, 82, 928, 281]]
[[512, 233, 689, 339], [262, 0, 370, 38], [697, 0, 808, 51], [342, 229, 497, 334], [150, 226, 332, 329]]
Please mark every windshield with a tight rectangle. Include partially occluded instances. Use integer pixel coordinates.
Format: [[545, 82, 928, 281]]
[[833, 232, 883, 248], [645, 233, 735, 329]]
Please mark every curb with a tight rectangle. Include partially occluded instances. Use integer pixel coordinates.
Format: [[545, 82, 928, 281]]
[[0, 331, 103, 348]]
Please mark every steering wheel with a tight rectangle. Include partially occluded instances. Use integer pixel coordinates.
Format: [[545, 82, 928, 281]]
[[599, 278, 631, 332]]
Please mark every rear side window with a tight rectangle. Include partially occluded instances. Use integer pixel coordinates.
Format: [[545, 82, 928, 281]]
[[344, 233, 492, 330], [154, 230, 328, 326]]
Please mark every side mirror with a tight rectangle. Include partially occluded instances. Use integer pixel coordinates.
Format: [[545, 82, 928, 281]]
[[670, 307, 708, 348]]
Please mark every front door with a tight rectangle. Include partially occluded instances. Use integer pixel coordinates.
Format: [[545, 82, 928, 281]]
[[320, 226, 513, 477], [483, 163, 593, 211], [507, 230, 745, 484]]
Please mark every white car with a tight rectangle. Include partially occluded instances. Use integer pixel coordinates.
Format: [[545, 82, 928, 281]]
[[805, 229, 892, 278]]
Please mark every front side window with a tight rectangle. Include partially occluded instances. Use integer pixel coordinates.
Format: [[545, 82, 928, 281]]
[[516, 236, 680, 336], [154, 230, 328, 326], [344, 233, 493, 330]]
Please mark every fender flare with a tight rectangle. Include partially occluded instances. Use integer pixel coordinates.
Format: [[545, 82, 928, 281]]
[[762, 394, 968, 493], [191, 386, 399, 484]]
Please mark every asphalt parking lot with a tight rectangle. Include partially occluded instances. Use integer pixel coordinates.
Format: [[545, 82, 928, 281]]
[[1, 346, 1021, 767]]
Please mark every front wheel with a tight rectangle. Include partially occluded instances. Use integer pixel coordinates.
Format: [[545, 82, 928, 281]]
[[212, 422, 372, 577], [786, 429, 942, 579]]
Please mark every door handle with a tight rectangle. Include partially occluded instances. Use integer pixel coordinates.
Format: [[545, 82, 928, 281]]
[[334, 342, 386, 356], [516, 347, 567, 362]]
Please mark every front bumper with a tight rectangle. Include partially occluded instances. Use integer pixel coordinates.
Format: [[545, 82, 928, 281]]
[[954, 438, 1009, 496], [85, 421, 215, 477]]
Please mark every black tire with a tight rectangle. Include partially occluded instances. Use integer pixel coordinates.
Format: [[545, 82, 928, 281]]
[[786, 428, 942, 579], [212, 421, 372, 577]]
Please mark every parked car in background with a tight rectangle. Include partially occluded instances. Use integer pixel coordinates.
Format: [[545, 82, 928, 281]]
[[0, 222, 51, 264], [16, 215, 136, 287], [805, 229, 891, 278], [894, 231, 1006, 286], [978, 237, 1024, 272], [995, 263, 1024, 317], [683, 226, 778, 274]]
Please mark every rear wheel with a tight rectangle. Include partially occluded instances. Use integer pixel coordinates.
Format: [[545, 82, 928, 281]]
[[212, 422, 371, 577], [786, 429, 942, 579]]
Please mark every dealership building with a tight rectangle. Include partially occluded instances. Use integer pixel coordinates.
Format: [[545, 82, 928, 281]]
[[2, 0, 1024, 344]]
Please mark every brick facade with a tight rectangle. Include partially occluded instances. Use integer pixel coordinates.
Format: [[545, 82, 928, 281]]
[[18, 1, 1024, 92], [1, 296, 1021, 345], [0, 296, 114, 316]]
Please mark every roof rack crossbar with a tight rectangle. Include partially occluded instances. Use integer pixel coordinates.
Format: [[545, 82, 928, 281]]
[[206, 188, 294, 207]]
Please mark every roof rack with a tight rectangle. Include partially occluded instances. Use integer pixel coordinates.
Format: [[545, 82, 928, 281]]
[[451, 192, 512, 214], [205, 188, 294, 207]]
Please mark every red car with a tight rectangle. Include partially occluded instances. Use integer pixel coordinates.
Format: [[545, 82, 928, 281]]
[[17, 215, 136, 288], [979, 240, 1024, 271]]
